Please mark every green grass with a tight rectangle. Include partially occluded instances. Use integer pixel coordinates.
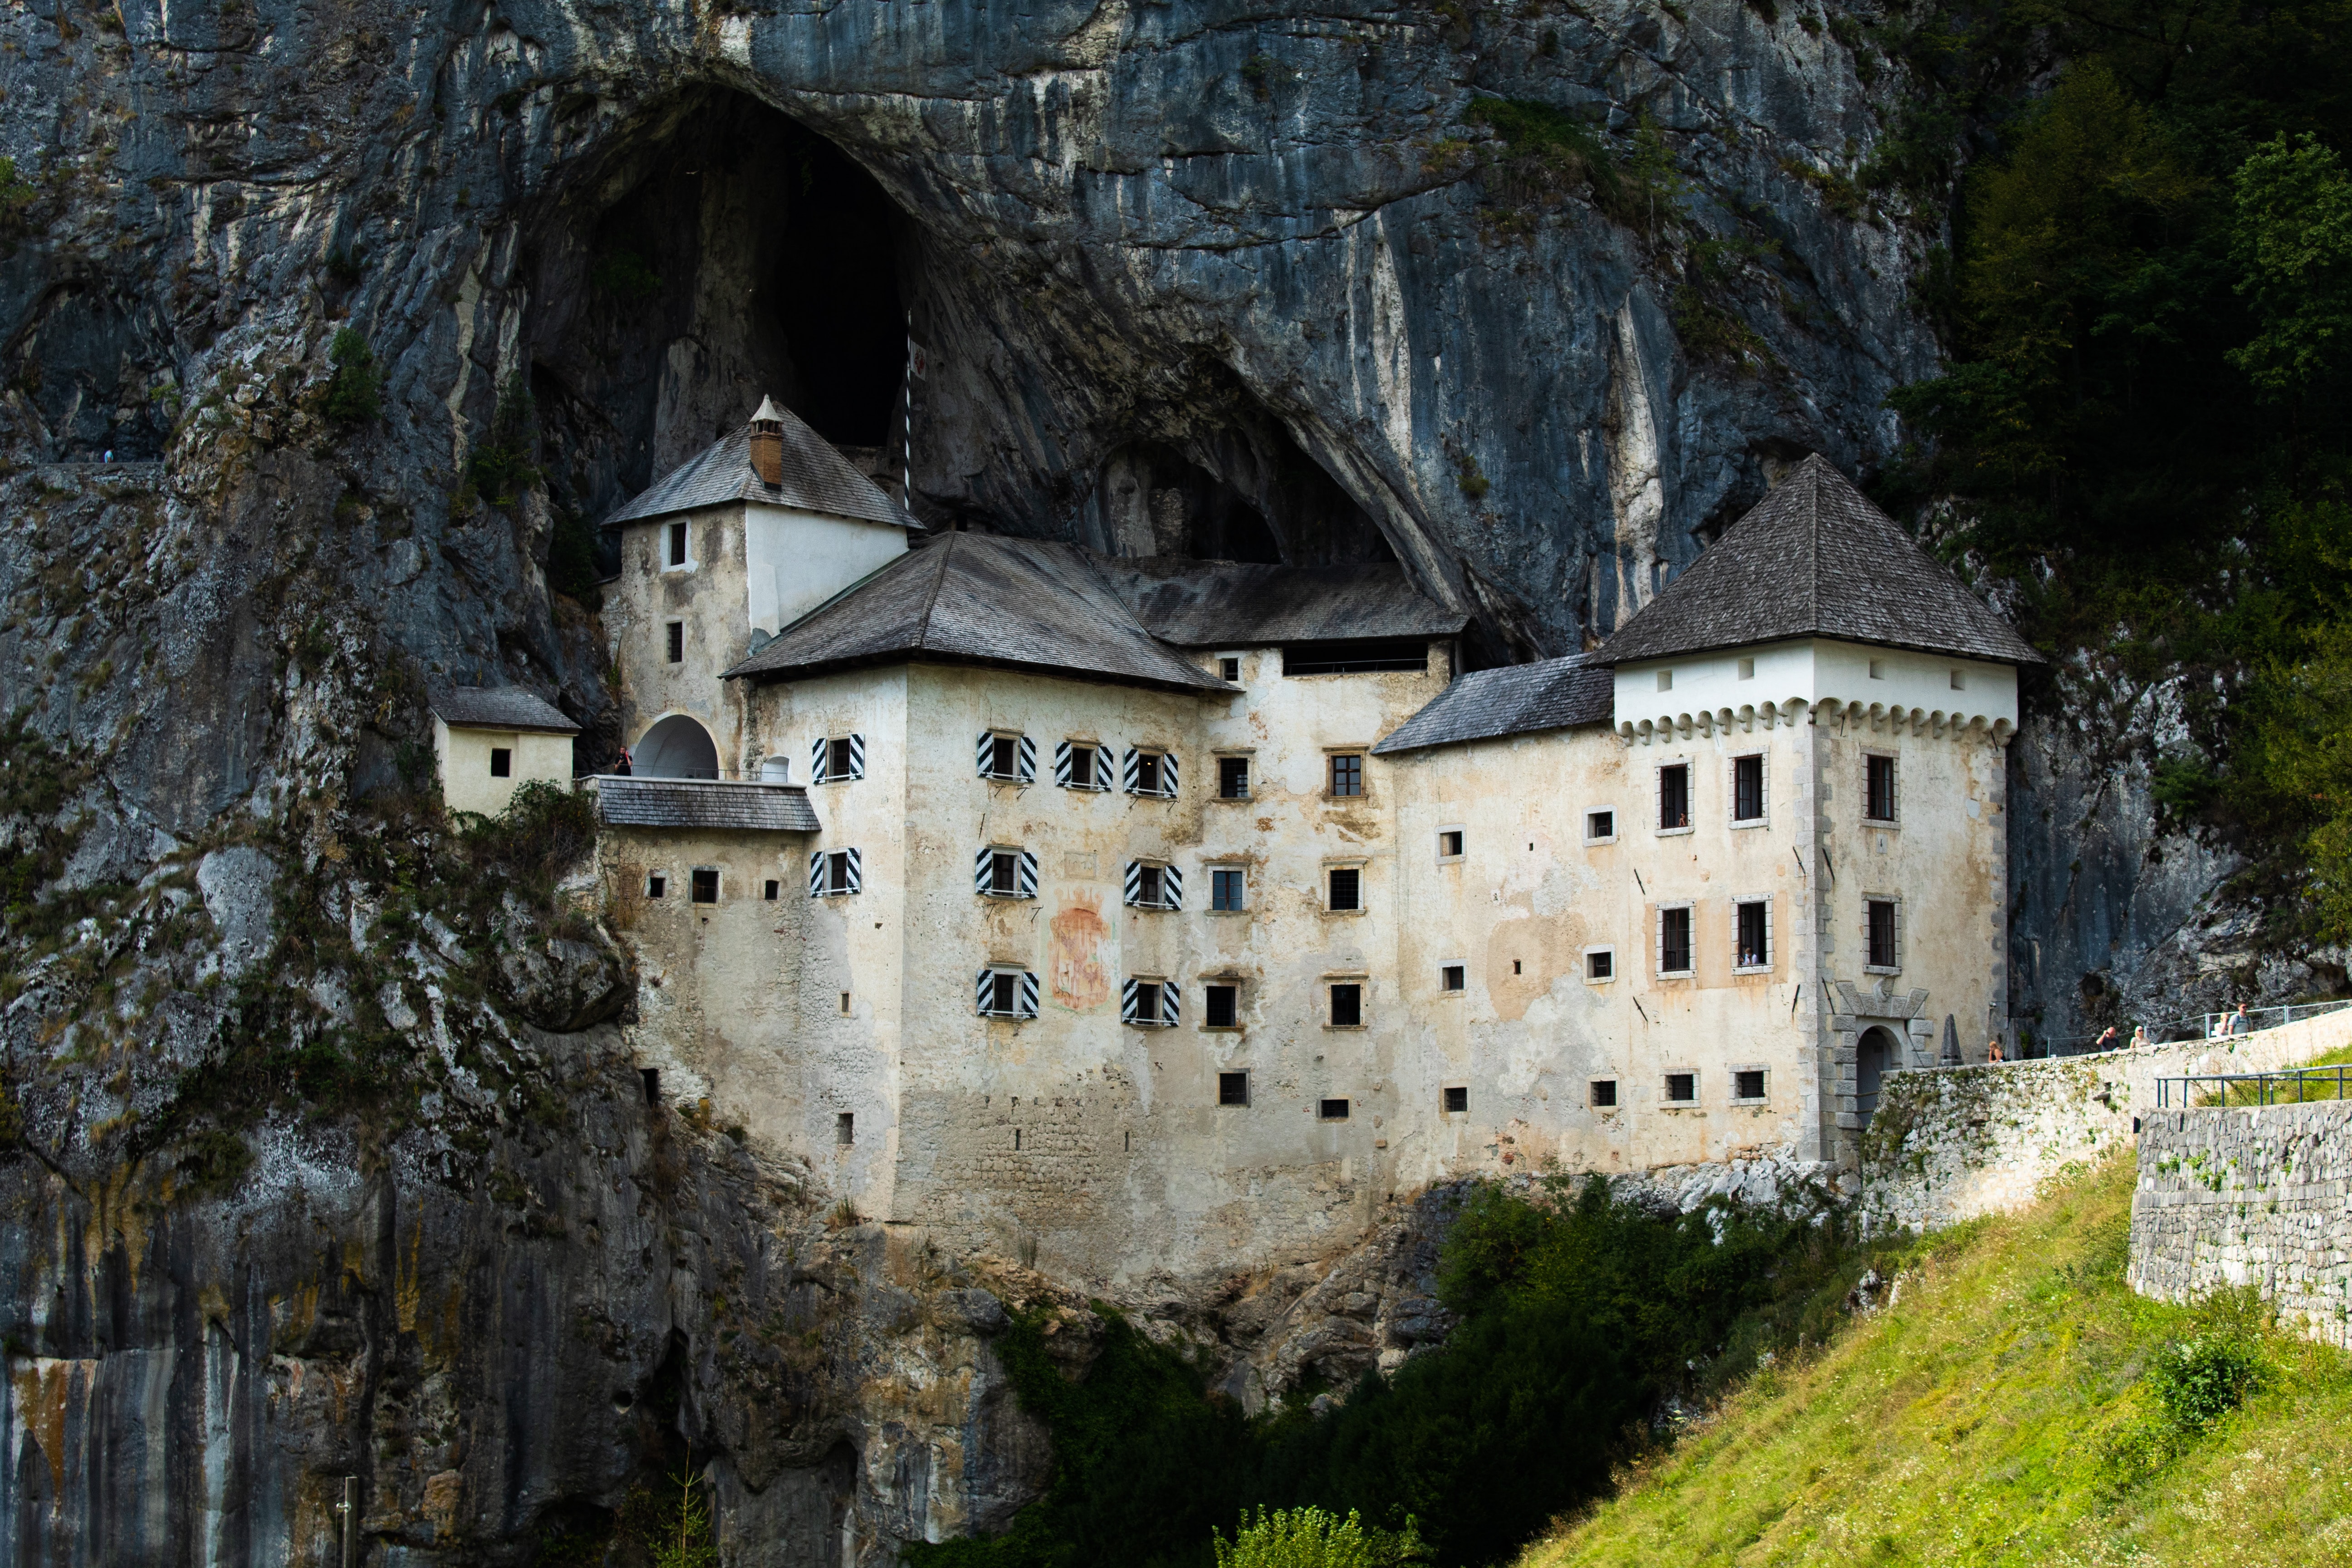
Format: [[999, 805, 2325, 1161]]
[[1523, 1153, 2352, 1568], [2205, 1043, 2352, 1105]]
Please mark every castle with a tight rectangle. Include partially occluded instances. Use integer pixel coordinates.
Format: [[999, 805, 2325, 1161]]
[[452, 399, 2035, 1280]]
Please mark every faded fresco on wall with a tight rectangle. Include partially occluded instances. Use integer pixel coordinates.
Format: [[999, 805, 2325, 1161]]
[[1049, 891, 1113, 1012]]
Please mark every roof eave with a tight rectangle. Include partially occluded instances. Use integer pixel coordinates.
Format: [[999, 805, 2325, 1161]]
[[1594, 629, 2043, 668], [725, 649, 1239, 697]]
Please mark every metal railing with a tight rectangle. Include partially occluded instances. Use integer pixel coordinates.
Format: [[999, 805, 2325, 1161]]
[[2027, 997, 2352, 1057], [2155, 1066, 2352, 1108], [2196, 998, 2352, 1040]]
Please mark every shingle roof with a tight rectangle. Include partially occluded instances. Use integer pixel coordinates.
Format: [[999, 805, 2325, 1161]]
[[598, 401, 913, 531], [591, 777, 821, 833], [1092, 557, 1469, 647], [1373, 655, 1614, 755], [1596, 455, 2043, 667], [430, 686, 581, 734], [724, 532, 1237, 694]]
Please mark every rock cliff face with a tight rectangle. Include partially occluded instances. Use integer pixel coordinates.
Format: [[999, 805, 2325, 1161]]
[[0, 0, 2239, 1558]]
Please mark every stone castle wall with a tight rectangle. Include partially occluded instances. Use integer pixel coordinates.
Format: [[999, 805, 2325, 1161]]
[[1857, 1009, 2352, 1232], [2129, 1101, 2352, 1349]]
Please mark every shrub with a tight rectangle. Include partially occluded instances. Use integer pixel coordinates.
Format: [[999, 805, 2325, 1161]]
[[467, 377, 539, 508], [1214, 1508, 1426, 1568], [591, 248, 662, 300], [461, 778, 598, 903], [323, 329, 381, 424], [2146, 1334, 2268, 1431]]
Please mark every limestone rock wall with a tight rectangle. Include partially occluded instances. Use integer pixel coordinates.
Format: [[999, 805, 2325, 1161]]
[[2130, 1102, 2352, 1350]]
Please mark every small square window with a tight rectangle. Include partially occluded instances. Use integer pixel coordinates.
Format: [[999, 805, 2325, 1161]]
[[1328, 867, 1362, 912], [666, 521, 687, 567], [1318, 1098, 1351, 1121], [1586, 809, 1615, 842], [1441, 964, 1465, 992], [1329, 983, 1362, 1028], [1442, 1085, 1468, 1114], [647, 873, 666, 900], [1659, 764, 1690, 830], [986, 851, 1019, 896], [1587, 949, 1613, 980], [1738, 657, 1754, 680], [1868, 657, 1886, 679], [666, 622, 684, 664], [1068, 746, 1096, 789], [691, 868, 719, 904], [1128, 981, 1164, 1026], [1734, 1069, 1767, 1101], [1590, 1078, 1617, 1108], [1329, 754, 1364, 797], [988, 971, 1019, 1015], [1950, 668, 1966, 691], [1135, 752, 1163, 794], [1656, 669, 1673, 692], [1220, 656, 1241, 682], [1218, 756, 1250, 799], [1134, 864, 1164, 906], [1219, 1071, 1250, 1106], [1211, 867, 1246, 911], [829, 737, 857, 780], [835, 1112, 855, 1146], [1205, 984, 1238, 1028], [989, 735, 1019, 778], [1438, 829, 1464, 858], [764, 880, 780, 901], [490, 747, 512, 778], [1665, 1072, 1697, 1104]]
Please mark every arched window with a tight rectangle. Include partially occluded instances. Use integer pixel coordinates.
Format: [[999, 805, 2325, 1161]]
[[635, 714, 720, 779]]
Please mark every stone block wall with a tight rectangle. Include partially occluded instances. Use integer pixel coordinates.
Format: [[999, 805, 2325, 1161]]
[[2129, 1102, 2352, 1350], [1857, 1010, 2351, 1232]]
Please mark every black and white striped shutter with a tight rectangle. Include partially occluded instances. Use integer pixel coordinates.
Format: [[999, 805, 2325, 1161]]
[[1018, 849, 1038, 898], [810, 737, 828, 784], [808, 850, 826, 898], [1094, 743, 1112, 788], [1121, 977, 1143, 1024], [1017, 735, 1037, 782], [843, 847, 862, 892], [1122, 859, 1143, 907], [1160, 980, 1180, 1024], [975, 731, 995, 777], [1161, 863, 1183, 909], [1017, 970, 1039, 1017], [973, 846, 994, 895], [846, 734, 866, 779], [1054, 740, 1073, 787], [975, 968, 995, 1014], [1122, 748, 1140, 794], [1161, 752, 1179, 797]]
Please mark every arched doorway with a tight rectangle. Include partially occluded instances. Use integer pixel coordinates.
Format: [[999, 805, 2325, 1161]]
[[1857, 1025, 1901, 1124], [635, 714, 720, 779]]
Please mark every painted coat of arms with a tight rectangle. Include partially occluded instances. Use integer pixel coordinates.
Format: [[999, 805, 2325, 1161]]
[[1049, 890, 1113, 1012]]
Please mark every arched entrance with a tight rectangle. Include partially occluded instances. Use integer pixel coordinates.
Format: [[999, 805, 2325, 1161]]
[[635, 714, 720, 779], [1857, 1025, 1901, 1124]]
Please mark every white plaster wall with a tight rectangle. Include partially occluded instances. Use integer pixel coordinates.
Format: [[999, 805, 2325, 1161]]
[[433, 718, 574, 816], [1613, 639, 2018, 735], [742, 502, 907, 636]]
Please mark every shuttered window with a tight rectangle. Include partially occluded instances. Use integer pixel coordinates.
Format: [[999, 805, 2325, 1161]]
[[1124, 748, 1179, 798], [975, 847, 1039, 900], [1054, 740, 1114, 791], [1122, 977, 1181, 1027], [976, 968, 1040, 1019], [977, 731, 1037, 782], [811, 734, 866, 784], [808, 848, 862, 897], [1124, 861, 1182, 910]]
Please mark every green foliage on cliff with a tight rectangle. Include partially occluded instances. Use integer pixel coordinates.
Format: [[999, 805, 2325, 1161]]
[[1213, 1508, 1426, 1568], [323, 328, 381, 423], [907, 1179, 1896, 1568], [467, 376, 542, 510]]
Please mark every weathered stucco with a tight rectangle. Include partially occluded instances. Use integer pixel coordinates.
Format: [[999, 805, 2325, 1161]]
[[432, 717, 576, 814]]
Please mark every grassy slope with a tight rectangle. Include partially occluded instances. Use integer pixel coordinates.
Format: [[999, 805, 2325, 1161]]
[[1525, 1152, 2352, 1568]]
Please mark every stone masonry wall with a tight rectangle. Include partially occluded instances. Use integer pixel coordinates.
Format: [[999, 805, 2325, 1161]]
[[2130, 1102, 2352, 1350], [1858, 1009, 2352, 1233]]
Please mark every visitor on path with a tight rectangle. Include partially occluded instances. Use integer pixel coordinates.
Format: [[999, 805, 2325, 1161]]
[[2131, 1023, 2151, 1048], [1987, 1038, 2005, 1063], [2230, 1001, 2249, 1037], [2094, 1024, 2121, 1052], [614, 747, 632, 777]]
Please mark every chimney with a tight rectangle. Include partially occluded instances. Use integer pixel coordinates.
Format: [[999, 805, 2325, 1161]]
[[748, 394, 786, 487]]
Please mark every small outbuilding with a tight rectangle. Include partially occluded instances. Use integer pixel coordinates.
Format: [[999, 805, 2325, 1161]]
[[430, 686, 580, 815]]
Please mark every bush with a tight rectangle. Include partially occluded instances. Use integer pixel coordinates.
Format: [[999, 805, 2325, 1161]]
[[2147, 1334, 2268, 1431], [1214, 1508, 1426, 1568], [467, 377, 539, 508], [461, 778, 597, 902], [323, 328, 381, 424], [591, 248, 662, 300]]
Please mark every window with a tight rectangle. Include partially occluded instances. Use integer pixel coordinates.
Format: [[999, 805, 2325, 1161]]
[[1868, 657, 1886, 679], [1210, 867, 1246, 911], [647, 873, 666, 900], [1738, 656, 1754, 680], [1950, 668, 1966, 691], [1656, 669, 1673, 692], [1665, 1072, 1697, 1104], [1659, 764, 1690, 829], [1329, 754, 1364, 797], [1865, 755, 1897, 822], [1586, 949, 1614, 981], [813, 734, 867, 784], [1733, 755, 1764, 822], [1659, 906, 1693, 974], [1205, 984, 1238, 1028], [691, 868, 719, 904], [1056, 739, 1112, 790], [490, 747, 512, 778], [764, 879, 780, 901], [1318, 1098, 1352, 1121], [1442, 1085, 1468, 1114], [976, 848, 1038, 900], [1733, 1069, 1767, 1102], [976, 968, 1039, 1018], [810, 848, 862, 897], [666, 520, 687, 566], [1735, 900, 1769, 969], [1437, 828, 1464, 859], [1441, 964, 1465, 992], [1125, 860, 1181, 910], [1284, 640, 1427, 675], [1585, 809, 1616, 843], [642, 1068, 660, 1106], [666, 622, 684, 664], [1867, 898, 1900, 970], [1327, 867, 1362, 912], [1122, 977, 1179, 1027], [1590, 1079, 1617, 1108], [839, 992, 851, 1014], [835, 1112, 855, 1146], [1218, 1071, 1250, 1106], [978, 731, 1035, 782], [1220, 656, 1241, 682], [1125, 748, 1177, 797], [1329, 983, 1363, 1027], [1217, 756, 1250, 799], [1513, 960, 1522, 974]]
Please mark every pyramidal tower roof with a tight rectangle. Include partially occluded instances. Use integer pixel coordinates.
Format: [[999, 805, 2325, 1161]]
[[1597, 454, 2042, 667], [600, 398, 912, 531]]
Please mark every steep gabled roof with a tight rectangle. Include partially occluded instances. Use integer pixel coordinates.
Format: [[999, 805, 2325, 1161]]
[[599, 402, 913, 531], [1092, 556, 1469, 647], [1373, 655, 1613, 755], [1596, 455, 2042, 667], [430, 686, 580, 734], [723, 532, 1237, 695]]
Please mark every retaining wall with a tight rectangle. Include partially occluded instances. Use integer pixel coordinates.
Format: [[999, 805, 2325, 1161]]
[[1857, 1010, 2351, 1232], [2129, 1101, 2352, 1349]]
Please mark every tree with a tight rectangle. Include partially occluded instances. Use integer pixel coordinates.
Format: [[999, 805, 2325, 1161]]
[[1212, 1508, 1426, 1568], [323, 329, 381, 424], [2229, 134, 2352, 403]]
